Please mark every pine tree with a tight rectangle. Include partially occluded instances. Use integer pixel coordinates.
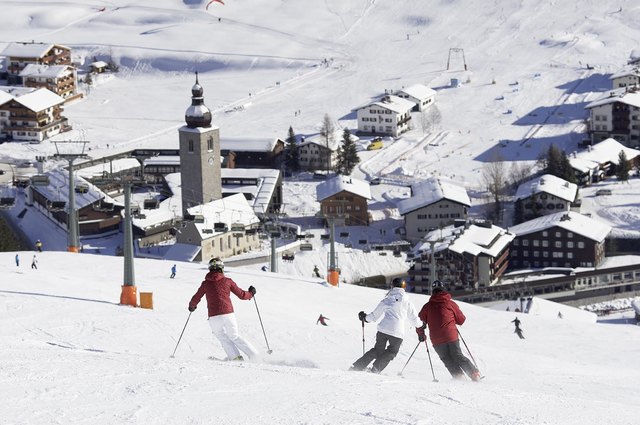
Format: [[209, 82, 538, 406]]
[[544, 145, 576, 183], [335, 128, 360, 175], [616, 150, 631, 182], [283, 126, 299, 174]]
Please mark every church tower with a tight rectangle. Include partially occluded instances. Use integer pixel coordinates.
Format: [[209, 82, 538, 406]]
[[179, 73, 221, 215]]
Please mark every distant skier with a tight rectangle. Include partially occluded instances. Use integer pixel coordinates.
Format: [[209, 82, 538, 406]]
[[512, 317, 525, 339], [317, 314, 329, 326], [350, 278, 422, 373], [35, 240, 42, 252], [15, 254, 19, 267], [188, 257, 258, 361], [261, 265, 268, 272], [417, 281, 482, 381], [31, 255, 38, 270], [557, 311, 563, 319], [170, 264, 177, 279], [313, 265, 321, 278]]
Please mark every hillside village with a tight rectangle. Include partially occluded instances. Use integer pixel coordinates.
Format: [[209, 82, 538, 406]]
[[2, 3, 640, 311]]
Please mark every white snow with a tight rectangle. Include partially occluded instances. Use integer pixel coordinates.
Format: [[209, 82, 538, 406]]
[[1, 252, 639, 424], [2, 1, 640, 422]]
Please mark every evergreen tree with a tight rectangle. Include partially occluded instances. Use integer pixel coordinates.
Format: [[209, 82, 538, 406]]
[[335, 128, 360, 175], [283, 126, 299, 174], [544, 144, 576, 183], [616, 150, 631, 182]]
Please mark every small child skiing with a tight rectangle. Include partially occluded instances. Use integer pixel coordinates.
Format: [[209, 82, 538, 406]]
[[31, 255, 38, 270], [317, 314, 329, 326]]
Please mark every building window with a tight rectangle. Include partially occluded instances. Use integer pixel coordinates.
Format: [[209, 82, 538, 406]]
[[555, 241, 562, 248], [522, 240, 529, 246], [542, 240, 549, 247], [542, 231, 548, 237], [513, 239, 519, 246], [567, 232, 573, 238], [567, 252, 574, 259], [578, 241, 585, 249], [567, 241, 574, 248], [533, 240, 539, 247], [555, 231, 561, 238], [543, 251, 549, 258]]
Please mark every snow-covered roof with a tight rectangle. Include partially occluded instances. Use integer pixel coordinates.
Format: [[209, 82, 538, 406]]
[[397, 176, 470, 215], [30, 168, 117, 211], [571, 138, 640, 169], [508, 211, 611, 242], [77, 158, 141, 179], [0, 86, 37, 97], [514, 174, 577, 202], [91, 61, 108, 68], [0, 90, 12, 106], [609, 67, 640, 80], [186, 193, 260, 239], [164, 168, 280, 217], [585, 87, 640, 109], [19, 64, 72, 78], [396, 84, 436, 100], [359, 94, 416, 114], [1, 42, 68, 58], [415, 222, 514, 258], [316, 175, 372, 201], [13, 88, 64, 112], [299, 132, 343, 152], [221, 137, 283, 152]]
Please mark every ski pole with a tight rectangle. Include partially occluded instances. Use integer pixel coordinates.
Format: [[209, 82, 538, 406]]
[[398, 341, 421, 376], [170, 311, 192, 358], [253, 295, 273, 354], [361, 318, 365, 355], [424, 340, 439, 382], [457, 328, 479, 369]]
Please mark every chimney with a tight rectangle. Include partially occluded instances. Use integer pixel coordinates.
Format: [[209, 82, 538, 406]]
[[560, 213, 571, 221]]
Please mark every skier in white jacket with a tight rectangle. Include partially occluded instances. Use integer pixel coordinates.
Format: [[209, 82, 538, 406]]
[[350, 278, 422, 373]]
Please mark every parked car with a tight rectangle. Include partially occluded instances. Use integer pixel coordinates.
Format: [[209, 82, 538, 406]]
[[370, 177, 381, 185], [367, 138, 383, 150], [595, 189, 612, 196]]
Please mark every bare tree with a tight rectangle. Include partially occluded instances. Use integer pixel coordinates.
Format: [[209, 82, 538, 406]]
[[482, 156, 507, 223], [508, 161, 533, 188], [420, 105, 442, 135], [320, 113, 335, 172]]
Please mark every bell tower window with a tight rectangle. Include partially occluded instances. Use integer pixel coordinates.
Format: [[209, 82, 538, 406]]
[[188, 139, 194, 153], [207, 136, 213, 151]]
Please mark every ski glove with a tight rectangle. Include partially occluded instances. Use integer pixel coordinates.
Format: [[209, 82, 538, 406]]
[[188, 306, 196, 312], [248, 286, 256, 295], [358, 311, 367, 322], [416, 326, 426, 342]]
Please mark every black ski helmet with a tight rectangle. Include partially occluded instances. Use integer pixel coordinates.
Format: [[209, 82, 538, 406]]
[[209, 257, 224, 272], [391, 277, 406, 288], [432, 280, 444, 294]]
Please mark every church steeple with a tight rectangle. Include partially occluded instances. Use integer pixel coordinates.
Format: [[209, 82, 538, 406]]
[[185, 71, 212, 128]]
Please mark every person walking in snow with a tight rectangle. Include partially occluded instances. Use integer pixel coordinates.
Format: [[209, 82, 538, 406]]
[[31, 255, 38, 270], [188, 257, 258, 361], [15, 254, 19, 267], [417, 281, 482, 381], [313, 265, 321, 278], [170, 264, 177, 279], [512, 317, 525, 339], [350, 278, 422, 373], [35, 240, 42, 252], [317, 314, 329, 326]]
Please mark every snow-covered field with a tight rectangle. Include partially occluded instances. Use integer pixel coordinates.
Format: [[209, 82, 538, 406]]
[[2, 3, 640, 422], [2, 251, 640, 424]]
